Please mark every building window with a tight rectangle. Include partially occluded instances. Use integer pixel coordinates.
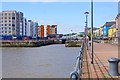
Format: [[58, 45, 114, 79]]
[[1, 20, 3, 23], [9, 20, 11, 22], [5, 17, 7, 19], [5, 31, 7, 33], [12, 24, 15, 27], [5, 13, 7, 16], [9, 13, 11, 16], [12, 13, 15, 16], [5, 28, 7, 30], [12, 28, 15, 30], [12, 17, 15, 19], [5, 20, 7, 23], [5, 24, 7, 26], [9, 28, 11, 30], [9, 17, 11, 19], [9, 24, 11, 26], [9, 31, 11, 33]]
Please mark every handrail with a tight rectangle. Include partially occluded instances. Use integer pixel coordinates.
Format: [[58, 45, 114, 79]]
[[70, 40, 84, 80]]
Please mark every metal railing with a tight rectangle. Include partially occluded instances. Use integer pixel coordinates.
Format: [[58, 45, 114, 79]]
[[70, 41, 84, 80]]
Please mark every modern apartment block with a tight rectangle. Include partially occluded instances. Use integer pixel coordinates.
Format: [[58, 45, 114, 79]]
[[27, 20, 33, 37], [39, 25, 44, 38], [46, 25, 57, 35], [23, 17, 27, 36], [46, 25, 51, 35], [18, 12, 24, 36], [0, 10, 20, 37]]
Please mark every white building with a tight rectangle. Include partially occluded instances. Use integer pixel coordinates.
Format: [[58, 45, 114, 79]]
[[27, 20, 39, 38], [27, 20, 33, 37], [0, 10, 19, 36], [23, 17, 27, 36]]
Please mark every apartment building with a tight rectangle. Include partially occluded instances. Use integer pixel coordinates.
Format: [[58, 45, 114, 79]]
[[18, 12, 24, 36], [39, 25, 44, 38], [23, 17, 27, 36], [0, 10, 20, 37], [46, 25, 57, 35]]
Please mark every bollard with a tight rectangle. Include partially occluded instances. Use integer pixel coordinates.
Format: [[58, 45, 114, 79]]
[[108, 58, 120, 76]]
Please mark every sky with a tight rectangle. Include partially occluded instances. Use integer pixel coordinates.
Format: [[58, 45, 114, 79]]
[[0, 2, 118, 34]]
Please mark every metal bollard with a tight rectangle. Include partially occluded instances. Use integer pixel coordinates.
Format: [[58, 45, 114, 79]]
[[108, 58, 120, 76]]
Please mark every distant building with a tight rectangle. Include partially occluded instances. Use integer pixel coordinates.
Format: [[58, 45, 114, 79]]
[[0, 10, 21, 37], [103, 21, 116, 37], [46, 25, 57, 38], [18, 12, 24, 36], [88, 27, 99, 37], [108, 24, 116, 38], [99, 27, 103, 36], [94, 28, 100, 37], [39, 25, 44, 38], [51, 25, 57, 34], [46, 25, 51, 36], [27, 20, 34, 37], [23, 17, 27, 36], [32, 22, 38, 38]]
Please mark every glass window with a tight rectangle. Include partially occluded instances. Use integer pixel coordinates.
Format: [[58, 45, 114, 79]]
[[9, 24, 11, 26], [9, 13, 11, 16], [12, 13, 15, 16], [5, 31, 7, 33], [5, 20, 7, 23], [12, 28, 15, 30], [5, 13, 7, 16], [5, 17, 7, 19], [12, 24, 15, 26], [9, 17, 11, 19], [5, 24, 7, 26], [9, 31, 11, 33], [12, 17, 15, 19]]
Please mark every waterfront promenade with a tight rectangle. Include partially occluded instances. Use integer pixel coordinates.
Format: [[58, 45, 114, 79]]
[[82, 42, 119, 79]]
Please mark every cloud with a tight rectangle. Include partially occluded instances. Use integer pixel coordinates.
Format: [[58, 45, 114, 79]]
[[1, 0, 120, 2]]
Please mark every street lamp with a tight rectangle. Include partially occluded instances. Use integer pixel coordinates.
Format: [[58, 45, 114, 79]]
[[91, 0, 94, 64], [84, 12, 89, 50]]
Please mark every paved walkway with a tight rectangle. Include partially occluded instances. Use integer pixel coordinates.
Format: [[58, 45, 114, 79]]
[[82, 42, 119, 79]]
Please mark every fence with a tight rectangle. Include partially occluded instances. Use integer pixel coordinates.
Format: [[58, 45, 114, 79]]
[[70, 41, 84, 80]]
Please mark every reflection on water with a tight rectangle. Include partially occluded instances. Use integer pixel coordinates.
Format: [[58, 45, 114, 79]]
[[2, 44, 80, 78]]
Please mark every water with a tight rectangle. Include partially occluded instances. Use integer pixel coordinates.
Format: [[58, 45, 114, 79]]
[[2, 44, 80, 78]]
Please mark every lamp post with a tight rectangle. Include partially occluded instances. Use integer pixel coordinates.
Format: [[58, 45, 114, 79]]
[[91, 0, 94, 64], [84, 12, 89, 50]]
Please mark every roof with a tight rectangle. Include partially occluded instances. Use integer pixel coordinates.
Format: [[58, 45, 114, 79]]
[[109, 24, 116, 28], [103, 21, 116, 27]]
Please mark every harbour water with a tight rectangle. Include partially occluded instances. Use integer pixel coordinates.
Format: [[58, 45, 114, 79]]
[[2, 44, 80, 78]]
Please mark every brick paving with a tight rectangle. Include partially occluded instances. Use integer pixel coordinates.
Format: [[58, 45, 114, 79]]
[[82, 42, 120, 79]]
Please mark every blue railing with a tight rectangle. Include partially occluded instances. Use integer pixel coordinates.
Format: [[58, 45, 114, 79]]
[[70, 41, 84, 80]]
